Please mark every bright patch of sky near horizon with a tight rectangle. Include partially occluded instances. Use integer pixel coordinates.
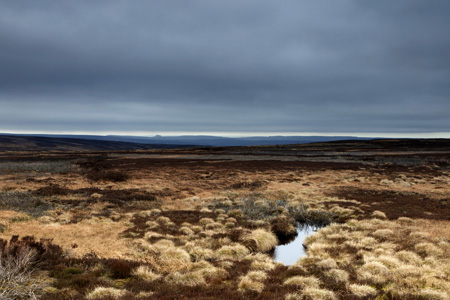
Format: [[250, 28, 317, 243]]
[[1, 1, 449, 134], [2, 130, 450, 139]]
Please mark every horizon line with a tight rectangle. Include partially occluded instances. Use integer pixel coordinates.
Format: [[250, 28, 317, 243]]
[[1, 130, 450, 139]]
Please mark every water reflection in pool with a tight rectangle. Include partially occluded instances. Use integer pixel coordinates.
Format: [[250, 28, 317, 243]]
[[273, 225, 319, 265]]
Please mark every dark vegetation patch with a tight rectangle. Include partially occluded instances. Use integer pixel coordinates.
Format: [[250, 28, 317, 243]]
[[79, 158, 130, 182], [92, 157, 367, 173], [33, 184, 71, 196], [229, 180, 267, 190], [0, 235, 64, 269], [87, 170, 130, 182], [0, 191, 53, 217], [78, 188, 160, 204], [159, 210, 218, 226], [326, 188, 450, 220], [0, 159, 75, 174]]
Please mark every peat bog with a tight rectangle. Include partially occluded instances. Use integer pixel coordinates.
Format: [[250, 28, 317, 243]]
[[0, 139, 449, 299]]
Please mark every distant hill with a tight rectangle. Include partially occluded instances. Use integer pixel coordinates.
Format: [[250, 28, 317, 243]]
[[0, 135, 194, 151], [0, 133, 374, 147]]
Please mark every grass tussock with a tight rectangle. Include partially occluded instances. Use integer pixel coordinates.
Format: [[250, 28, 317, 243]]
[[348, 284, 378, 298], [244, 228, 278, 252], [86, 287, 127, 299], [216, 244, 250, 260], [165, 271, 206, 287], [299, 287, 337, 300], [283, 276, 321, 288], [295, 218, 450, 298], [132, 265, 161, 282]]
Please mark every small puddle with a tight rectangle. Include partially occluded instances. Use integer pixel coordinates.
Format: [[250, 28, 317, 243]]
[[273, 225, 320, 265]]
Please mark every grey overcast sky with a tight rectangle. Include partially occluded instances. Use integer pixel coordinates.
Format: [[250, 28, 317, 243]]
[[1, 0, 449, 137]]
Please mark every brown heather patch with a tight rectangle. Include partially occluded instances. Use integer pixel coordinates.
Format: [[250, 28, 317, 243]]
[[33, 183, 72, 196], [325, 187, 450, 220]]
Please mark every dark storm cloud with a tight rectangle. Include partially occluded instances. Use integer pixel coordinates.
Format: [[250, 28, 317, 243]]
[[1, 0, 449, 134]]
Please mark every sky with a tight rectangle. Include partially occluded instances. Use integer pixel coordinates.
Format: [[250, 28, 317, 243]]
[[1, 1, 449, 137]]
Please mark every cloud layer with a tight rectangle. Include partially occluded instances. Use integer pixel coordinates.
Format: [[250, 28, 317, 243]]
[[1, 1, 449, 134]]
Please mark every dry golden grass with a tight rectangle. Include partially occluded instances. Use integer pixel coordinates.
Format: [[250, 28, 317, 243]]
[[244, 228, 278, 252], [348, 284, 377, 298], [283, 276, 321, 288], [86, 287, 127, 299], [413, 219, 450, 240], [216, 244, 250, 260], [299, 287, 337, 300], [0, 218, 131, 258], [238, 275, 265, 293], [165, 271, 206, 287], [133, 265, 161, 282], [158, 247, 192, 272]]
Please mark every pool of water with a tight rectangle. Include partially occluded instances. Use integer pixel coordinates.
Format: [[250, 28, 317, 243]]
[[273, 225, 319, 265]]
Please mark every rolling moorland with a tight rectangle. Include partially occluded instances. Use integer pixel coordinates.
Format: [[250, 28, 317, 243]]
[[0, 138, 449, 299]]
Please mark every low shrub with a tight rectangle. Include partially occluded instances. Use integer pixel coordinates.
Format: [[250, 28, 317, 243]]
[[87, 170, 129, 182]]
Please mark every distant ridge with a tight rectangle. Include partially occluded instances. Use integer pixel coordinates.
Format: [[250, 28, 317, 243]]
[[0, 133, 374, 147], [0, 135, 195, 151]]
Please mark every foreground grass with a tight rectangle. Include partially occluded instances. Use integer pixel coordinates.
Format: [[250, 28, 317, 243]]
[[0, 150, 449, 299]]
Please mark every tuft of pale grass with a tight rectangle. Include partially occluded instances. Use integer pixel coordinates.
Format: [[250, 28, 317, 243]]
[[369, 255, 401, 269], [415, 242, 443, 257], [349, 284, 378, 297], [145, 221, 159, 229], [205, 222, 224, 230], [372, 229, 394, 240], [192, 262, 228, 281], [409, 231, 430, 240], [244, 228, 278, 252], [165, 271, 206, 286], [191, 225, 202, 233], [285, 293, 302, 300], [246, 271, 267, 282], [216, 244, 250, 260], [325, 269, 349, 284], [179, 226, 194, 235], [156, 216, 172, 225], [144, 231, 164, 240], [283, 276, 321, 288], [306, 242, 329, 256], [418, 288, 448, 300], [300, 287, 336, 300], [316, 258, 337, 270], [371, 210, 387, 219], [132, 265, 161, 282], [86, 287, 127, 299], [395, 250, 423, 265], [356, 261, 390, 284], [398, 217, 414, 225], [185, 245, 214, 261], [238, 276, 264, 293], [199, 218, 214, 226], [158, 247, 192, 272], [150, 239, 175, 252], [226, 217, 237, 223], [136, 291, 154, 298], [250, 259, 276, 271]]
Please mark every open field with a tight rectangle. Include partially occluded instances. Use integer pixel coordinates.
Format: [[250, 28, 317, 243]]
[[0, 139, 449, 299]]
